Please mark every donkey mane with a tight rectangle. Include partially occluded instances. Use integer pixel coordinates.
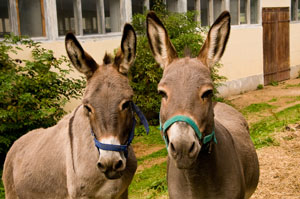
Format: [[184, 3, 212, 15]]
[[103, 53, 113, 65], [68, 105, 81, 173], [183, 46, 192, 58]]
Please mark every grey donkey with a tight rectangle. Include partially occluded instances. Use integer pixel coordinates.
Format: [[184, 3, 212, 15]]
[[146, 11, 259, 199], [3, 24, 140, 199]]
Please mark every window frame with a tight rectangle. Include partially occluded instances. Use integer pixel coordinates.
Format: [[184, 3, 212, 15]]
[[229, 0, 261, 26], [7, 0, 47, 38], [0, 0, 11, 37], [197, 0, 261, 27], [1, 0, 261, 41], [291, 0, 300, 22], [3, 0, 131, 40]]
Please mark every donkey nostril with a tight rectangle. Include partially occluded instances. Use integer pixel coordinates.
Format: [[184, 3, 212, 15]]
[[189, 142, 195, 153], [114, 160, 123, 170], [97, 162, 105, 170], [170, 142, 176, 152]]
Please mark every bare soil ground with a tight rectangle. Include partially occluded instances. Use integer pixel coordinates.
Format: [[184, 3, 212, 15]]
[[229, 79, 300, 124], [133, 144, 165, 159], [252, 125, 300, 199], [228, 79, 300, 198]]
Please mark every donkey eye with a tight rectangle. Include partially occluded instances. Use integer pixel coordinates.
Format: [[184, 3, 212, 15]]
[[158, 90, 168, 99], [84, 105, 92, 113], [201, 89, 213, 99], [122, 101, 132, 110]]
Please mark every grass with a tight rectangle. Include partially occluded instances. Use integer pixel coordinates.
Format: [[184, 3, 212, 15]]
[[268, 98, 277, 102], [270, 81, 279, 86], [285, 96, 300, 104], [284, 83, 300, 88], [250, 103, 300, 148], [242, 102, 275, 115], [133, 126, 165, 146], [137, 148, 167, 165], [129, 161, 168, 199], [257, 84, 264, 90]]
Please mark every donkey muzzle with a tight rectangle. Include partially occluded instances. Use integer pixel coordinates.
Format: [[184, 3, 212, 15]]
[[167, 122, 201, 169], [97, 150, 126, 179]]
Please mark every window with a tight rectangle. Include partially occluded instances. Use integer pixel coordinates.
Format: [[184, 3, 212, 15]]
[[200, 0, 209, 26], [0, 0, 10, 37], [198, 0, 259, 26], [56, 0, 75, 36], [18, 0, 45, 37], [229, 0, 259, 25], [166, 0, 177, 11], [104, 0, 121, 33], [230, 0, 239, 25], [188, 0, 195, 11], [291, 0, 300, 21], [132, 0, 145, 15], [82, 0, 99, 34], [250, 0, 258, 23], [214, 0, 223, 21], [240, 0, 247, 24]]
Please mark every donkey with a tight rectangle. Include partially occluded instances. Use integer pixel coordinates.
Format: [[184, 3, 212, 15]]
[[3, 24, 148, 199], [146, 11, 259, 199]]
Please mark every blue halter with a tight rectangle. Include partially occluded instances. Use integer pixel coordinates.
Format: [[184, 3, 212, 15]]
[[91, 103, 149, 157], [160, 115, 217, 149]]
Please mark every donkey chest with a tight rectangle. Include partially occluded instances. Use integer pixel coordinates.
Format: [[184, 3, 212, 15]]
[[167, 155, 245, 199], [68, 168, 131, 198], [71, 176, 128, 199]]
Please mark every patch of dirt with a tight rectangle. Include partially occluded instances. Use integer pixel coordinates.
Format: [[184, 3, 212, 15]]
[[229, 79, 300, 110], [136, 157, 167, 173], [132, 143, 165, 159], [251, 125, 300, 199], [229, 79, 300, 124]]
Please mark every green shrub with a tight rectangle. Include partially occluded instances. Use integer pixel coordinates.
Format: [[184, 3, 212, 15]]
[[130, 0, 226, 125], [0, 35, 85, 164], [270, 81, 279, 86], [257, 84, 264, 90]]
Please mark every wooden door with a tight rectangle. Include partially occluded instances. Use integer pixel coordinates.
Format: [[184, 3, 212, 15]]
[[263, 7, 290, 85]]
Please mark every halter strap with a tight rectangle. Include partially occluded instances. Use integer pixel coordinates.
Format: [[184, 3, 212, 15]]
[[160, 115, 217, 149], [91, 103, 149, 157]]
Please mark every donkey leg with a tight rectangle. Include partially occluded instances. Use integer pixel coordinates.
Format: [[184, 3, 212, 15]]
[[3, 176, 19, 199], [3, 161, 19, 199]]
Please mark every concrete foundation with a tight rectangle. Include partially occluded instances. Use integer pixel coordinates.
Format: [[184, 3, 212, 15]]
[[290, 65, 300, 79], [217, 74, 264, 97]]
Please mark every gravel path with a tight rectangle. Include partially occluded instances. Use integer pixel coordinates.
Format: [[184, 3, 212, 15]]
[[252, 127, 300, 199]]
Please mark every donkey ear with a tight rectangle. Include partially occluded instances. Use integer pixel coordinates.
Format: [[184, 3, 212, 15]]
[[147, 11, 178, 69], [198, 11, 231, 67], [65, 33, 98, 79], [114, 24, 136, 75]]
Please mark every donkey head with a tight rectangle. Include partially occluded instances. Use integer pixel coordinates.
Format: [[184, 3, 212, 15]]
[[147, 11, 230, 169], [65, 24, 137, 179]]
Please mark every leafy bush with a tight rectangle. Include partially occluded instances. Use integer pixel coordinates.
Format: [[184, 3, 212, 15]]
[[130, 0, 226, 125], [0, 35, 85, 164], [257, 84, 264, 90]]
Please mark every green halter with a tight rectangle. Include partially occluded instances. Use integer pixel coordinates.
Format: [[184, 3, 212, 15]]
[[160, 115, 217, 149]]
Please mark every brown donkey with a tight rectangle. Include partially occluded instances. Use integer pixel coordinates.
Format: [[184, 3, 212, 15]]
[[147, 11, 259, 198], [2, 24, 148, 198]]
